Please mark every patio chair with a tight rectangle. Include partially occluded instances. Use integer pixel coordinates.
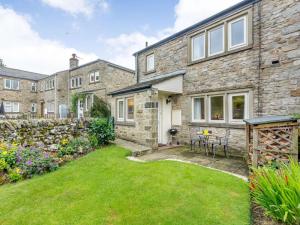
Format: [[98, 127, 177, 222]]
[[189, 127, 206, 152], [210, 129, 230, 158]]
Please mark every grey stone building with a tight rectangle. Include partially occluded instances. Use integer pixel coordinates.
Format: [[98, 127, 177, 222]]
[[0, 55, 135, 119], [110, 0, 300, 154]]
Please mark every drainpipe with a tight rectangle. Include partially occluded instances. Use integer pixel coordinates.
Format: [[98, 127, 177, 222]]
[[54, 74, 57, 119], [257, 0, 262, 116]]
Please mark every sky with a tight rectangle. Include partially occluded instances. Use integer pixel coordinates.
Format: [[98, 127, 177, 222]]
[[0, 0, 242, 74]]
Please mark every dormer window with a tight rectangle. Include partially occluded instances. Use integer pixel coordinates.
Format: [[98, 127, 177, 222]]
[[146, 53, 155, 72]]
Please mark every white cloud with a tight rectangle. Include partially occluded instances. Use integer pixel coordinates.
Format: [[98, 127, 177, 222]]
[[41, 0, 109, 16], [103, 0, 242, 68], [0, 5, 98, 74]]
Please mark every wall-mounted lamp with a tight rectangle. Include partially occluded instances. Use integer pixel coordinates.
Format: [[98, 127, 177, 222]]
[[166, 96, 172, 104]]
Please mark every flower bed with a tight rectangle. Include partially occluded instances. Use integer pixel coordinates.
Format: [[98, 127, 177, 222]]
[[0, 118, 115, 185]]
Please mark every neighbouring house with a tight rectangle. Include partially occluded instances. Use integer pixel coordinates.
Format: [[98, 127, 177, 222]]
[[109, 0, 300, 155], [0, 62, 48, 118], [0, 55, 135, 119]]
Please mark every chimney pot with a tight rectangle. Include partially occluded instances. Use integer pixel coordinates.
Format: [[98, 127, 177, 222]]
[[145, 41, 148, 47], [69, 53, 79, 69]]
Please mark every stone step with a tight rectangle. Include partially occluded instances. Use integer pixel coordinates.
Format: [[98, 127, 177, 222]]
[[114, 138, 152, 157]]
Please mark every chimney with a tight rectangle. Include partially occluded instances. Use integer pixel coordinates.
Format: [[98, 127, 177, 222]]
[[69, 53, 79, 69], [0, 59, 4, 67], [145, 41, 148, 47]]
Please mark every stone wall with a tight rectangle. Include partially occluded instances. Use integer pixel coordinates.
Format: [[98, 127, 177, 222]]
[[0, 119, 88, 151]]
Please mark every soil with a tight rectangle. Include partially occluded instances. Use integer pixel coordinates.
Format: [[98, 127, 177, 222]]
[[251, 202, 282, 225]]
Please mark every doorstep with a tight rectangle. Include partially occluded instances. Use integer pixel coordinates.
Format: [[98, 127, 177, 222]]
[[114, 139, 152, 157]]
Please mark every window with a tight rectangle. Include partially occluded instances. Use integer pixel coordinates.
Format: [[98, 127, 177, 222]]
[[117, 99, 124, 121], [45, 79, 55, 90], [228, 93, 248, 123], [89, 71, 99, 83], [31, 83, 37, 92], [31, 103, 37, 113], [47, 102, 55, 113], [4, 102, 20, 113], [70, 77, 82, 88], [191, 33, 205, 61], [209, 96, 224, 122], [4, 79, 19, 90], [229, 16, 247, 49], [208, 25, 224, 56], [146, 53, 155, 72], [126, 98, 134, 121], [192, 97, 205, 122]]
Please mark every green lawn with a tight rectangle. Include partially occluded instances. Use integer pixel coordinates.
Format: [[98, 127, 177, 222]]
[[0, 145, 250, 225]]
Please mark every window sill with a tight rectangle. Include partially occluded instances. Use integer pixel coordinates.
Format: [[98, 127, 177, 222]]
[[3, 89, 20, 92], [144, 70, 156, 75], [188, 44, 252, 66], [189, 122, 245, 129], [70, 87, 82, 90], [115, 121, 136, 127], [89, 81, 100, 85]]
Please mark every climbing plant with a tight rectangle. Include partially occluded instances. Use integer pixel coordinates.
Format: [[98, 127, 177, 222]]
[[90, 96, 111, 118], [71, 93, 88, 114]]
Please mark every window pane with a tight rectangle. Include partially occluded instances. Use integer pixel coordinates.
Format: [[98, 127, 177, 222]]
[[13, 80, 19, 89], [210, 96, 224, 120], [209, 25, 224, 55], [146, 54, 154, 71], [95, 71, 100, 81], [4, 102, 11, 112], [231, 18, 245, 47], [192, 34, 205, 61], [232, 95, 245, 120], [118, 100, 124, 119], [5, 80, 10, 89], [90, 73, 94, 82], [193, 98, 205, 120], [127, 98, 134, 120]]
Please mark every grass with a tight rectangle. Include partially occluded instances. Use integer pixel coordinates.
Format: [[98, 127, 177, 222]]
[[0, 145, 250, 225]]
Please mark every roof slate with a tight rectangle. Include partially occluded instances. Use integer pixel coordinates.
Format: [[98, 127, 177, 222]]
[[0, 66, 48, 81]]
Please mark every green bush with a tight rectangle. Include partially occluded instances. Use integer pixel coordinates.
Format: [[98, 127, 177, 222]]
[[90, 96, 111, 118], [0, 159, 8, 172], [88, 118, 115, 146], [251, 158, 300, 224], [8, 168, 22, 182], [57, 138, 92, 158]]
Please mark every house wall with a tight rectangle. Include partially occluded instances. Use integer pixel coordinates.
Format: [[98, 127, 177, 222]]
[[0, 75, 38, 117], [125, 0, 300, 154], [69, 60, 135, 116], [112, 90, 159, 149]]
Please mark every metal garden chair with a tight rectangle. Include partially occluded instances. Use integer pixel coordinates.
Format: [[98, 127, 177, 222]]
[[210, 129, 230, 158]]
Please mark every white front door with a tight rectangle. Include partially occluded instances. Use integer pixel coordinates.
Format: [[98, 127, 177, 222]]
[[78, 99, 84, 118], [158, 95, 172, 145]]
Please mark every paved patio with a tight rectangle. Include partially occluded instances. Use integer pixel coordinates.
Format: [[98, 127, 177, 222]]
[[115, 139, 248, 178]]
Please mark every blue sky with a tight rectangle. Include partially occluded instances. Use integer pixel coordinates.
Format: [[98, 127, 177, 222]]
[[0, 0, 241, 73]]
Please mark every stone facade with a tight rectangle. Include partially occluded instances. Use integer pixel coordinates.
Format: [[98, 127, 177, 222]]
[[111, 0, 300, 154], [0, 57, 135, 119], [0, 119, 89, 151]]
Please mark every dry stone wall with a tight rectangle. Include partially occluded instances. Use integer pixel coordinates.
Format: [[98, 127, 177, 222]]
[[0, 119, 89, 151]]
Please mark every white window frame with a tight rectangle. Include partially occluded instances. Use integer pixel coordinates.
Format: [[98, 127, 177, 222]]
[[31, 82, 37, 92], [125, 97, 134, 122], [94, 71, 100, 82], [4, 102, 20, 113], [191, 96, 206, 122], [208, 95, 225, 123], [208, 24, 225, 56], [228, 15, 248, 50], [117, 99, 125, 121], [4, 79, 19, 90], [146, 53, 155, 72], [47, 102, 55, 113], [228, 93, 249, 123], [31, 103, 37, 113], [191, 33, 205, 61], [89, 72, 95, 83]]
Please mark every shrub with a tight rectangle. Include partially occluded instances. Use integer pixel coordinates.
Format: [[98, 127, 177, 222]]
[[88, 118, 115, 146], [0, 159, 8, 172], [16, 148, 58, 177], [57, 137, 92, 158], [250, 158, 300, 224], [0, 142, 18, 167], [8, 168, 22, 182], [90, 96, 111, 118]]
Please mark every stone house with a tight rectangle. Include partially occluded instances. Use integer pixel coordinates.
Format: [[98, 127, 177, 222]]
[[68, 55, 135, 118], [110, 0, 300, 155], [0, 63, 48, 118], [0, 55, 135, 119]]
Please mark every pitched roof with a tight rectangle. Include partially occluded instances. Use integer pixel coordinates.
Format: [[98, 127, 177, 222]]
[[109, 70, 185, 96], [133, 0, 257, 55], [0, 66, 48, 81]]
